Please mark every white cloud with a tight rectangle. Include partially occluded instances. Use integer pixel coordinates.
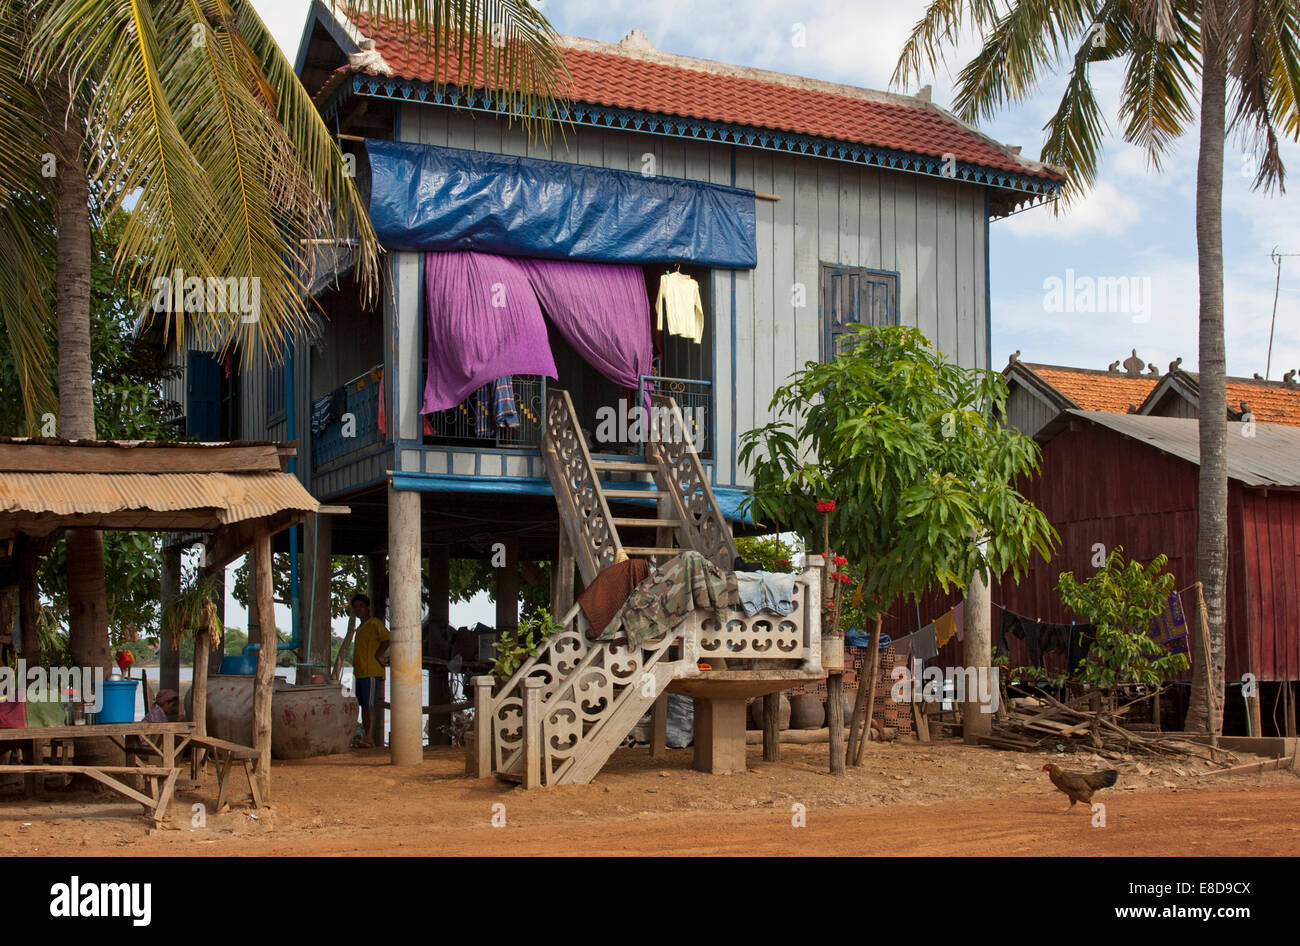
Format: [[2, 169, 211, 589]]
[[1003, 180, 1144, 240]]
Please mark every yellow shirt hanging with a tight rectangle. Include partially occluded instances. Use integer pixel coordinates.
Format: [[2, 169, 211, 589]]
[[656, 272, 704, 343]]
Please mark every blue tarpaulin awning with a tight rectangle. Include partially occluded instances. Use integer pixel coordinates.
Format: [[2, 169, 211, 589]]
[[365, 139, 758, 269]]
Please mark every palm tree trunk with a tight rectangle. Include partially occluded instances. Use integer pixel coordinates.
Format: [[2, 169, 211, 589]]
[[1187, 12, 1228, 735], [47, 84, 110, 674]]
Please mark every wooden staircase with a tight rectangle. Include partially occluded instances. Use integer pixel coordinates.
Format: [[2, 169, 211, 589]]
[[468, 387, 745, 787], [539, 387, 737, 588]]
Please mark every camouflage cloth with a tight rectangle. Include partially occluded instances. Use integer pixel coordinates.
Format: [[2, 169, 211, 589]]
[[600, 551, 739, 648]]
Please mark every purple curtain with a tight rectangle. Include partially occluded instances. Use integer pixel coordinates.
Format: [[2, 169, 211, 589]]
[[519, 259, 654, 392], [421, 252, 558, 414]]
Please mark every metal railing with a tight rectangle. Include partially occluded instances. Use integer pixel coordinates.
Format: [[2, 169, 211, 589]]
[[311, 367, 384, 469], [639, 375, 713, 458], [425, 375, 546, 448]]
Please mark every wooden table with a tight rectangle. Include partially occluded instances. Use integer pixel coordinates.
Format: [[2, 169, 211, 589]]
[[0, 722, 193, 825]]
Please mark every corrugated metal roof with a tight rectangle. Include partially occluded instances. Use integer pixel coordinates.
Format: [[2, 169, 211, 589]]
[[0, 471, 318, 525], [1063, 410, 1300, 487]]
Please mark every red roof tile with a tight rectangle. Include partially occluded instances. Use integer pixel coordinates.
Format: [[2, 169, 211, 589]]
[[1030, 365, 1159, 413], [1223, 381, 1300, 426], [334, 12, 1061, 183]]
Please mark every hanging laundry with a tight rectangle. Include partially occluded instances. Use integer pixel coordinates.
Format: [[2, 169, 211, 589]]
[[493, 376, 519, 429], [997, 608, 1025, 659], [913, 623, 939, 661], [933, 607, 958, 648], [1148, 591, 1191, 657], [601, 551, 739, 648], [577, 558, 652, 638], [329, 385, 347, 425], [473, 384, 494, 438], [895, 633, 914, 664], [655, 271, 704, 343], [732, 571, 797, 617], [1067, 623, 1097, 670], [310, 394, 334, 436]]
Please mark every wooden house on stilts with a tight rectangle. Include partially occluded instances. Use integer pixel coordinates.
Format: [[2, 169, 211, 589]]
[[159, 3, 1064, 781]]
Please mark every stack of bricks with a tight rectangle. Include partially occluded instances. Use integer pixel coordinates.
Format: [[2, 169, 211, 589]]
[[783, 644, 914, 737]]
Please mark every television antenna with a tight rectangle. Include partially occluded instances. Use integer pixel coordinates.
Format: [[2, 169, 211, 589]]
[[1266, 248, 1300, 380]]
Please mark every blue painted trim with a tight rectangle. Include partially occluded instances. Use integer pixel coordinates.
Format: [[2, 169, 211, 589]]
[[321, 79, 1061, 202], [296, 2, 360, 77], [393, 472, 554, 495]]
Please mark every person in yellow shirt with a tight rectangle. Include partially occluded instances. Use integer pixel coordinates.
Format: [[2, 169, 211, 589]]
[[349, 593, 390, 749]]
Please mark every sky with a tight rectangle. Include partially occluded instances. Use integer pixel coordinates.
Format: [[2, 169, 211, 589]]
[[232, 0, 1300, 638]]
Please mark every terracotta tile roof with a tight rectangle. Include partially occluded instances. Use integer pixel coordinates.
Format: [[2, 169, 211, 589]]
[[1222, 380, 1300, 426], [329, 12, 1062, 184], [1028, 364, 1159, 413]]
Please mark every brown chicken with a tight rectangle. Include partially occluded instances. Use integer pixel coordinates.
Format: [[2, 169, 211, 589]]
[[1042, 763, 1118, 812]]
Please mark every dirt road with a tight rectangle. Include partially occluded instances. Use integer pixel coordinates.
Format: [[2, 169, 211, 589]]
[[2, 741, 1295, 856]]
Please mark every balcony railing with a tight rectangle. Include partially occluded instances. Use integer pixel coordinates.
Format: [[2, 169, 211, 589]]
[[425, 375, 546, 448], [311, 367, 384, 469], [640, 375, 713, 459]]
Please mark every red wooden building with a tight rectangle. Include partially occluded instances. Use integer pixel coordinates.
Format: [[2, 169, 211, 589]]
[[883, 409, 1300, 735]]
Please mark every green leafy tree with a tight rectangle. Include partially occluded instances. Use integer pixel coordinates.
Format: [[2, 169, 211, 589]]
[[893, 0, 1300, 734], [1058, 547, 1189, 688], [733, 535, 798, 573], [739, 325, 1057, 615]]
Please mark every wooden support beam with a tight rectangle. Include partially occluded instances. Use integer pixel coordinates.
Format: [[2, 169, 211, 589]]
[[522, 678, 543, 788], [495, 535, 520, 635], [428, 545, 452, 746], [650, 693, 668, 760], [762, 692, 781, 762], [252, 528, 275, 801]]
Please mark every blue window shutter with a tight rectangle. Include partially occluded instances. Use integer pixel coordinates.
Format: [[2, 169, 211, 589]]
[[186, 351, 223, 441], [821, 264, 898, 360]]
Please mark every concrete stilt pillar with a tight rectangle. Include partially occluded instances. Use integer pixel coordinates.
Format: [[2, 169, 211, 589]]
[[962, 568, 993, 744], [388, 486, 423, 766]]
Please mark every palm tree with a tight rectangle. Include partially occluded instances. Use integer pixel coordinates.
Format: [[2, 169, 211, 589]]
[[894, 0, 1300, 733], [1, 0, 569, 671]]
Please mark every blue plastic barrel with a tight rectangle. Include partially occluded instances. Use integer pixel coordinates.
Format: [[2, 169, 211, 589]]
[[219, 655, 257, 675], [94, 679, 139, 724]]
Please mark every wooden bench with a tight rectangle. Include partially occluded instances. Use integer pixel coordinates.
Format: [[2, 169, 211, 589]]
[[188, 735, 264, 812], [0, 764, 178, 826]]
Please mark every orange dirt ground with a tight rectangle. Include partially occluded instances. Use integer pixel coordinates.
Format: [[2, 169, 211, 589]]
[[1, 738, 1296, 856]]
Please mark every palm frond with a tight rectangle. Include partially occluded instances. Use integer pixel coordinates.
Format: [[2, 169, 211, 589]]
[[1039, 29, 1110, 203], [1119, 3, 1199, 170], [951, 0, 1102, 124], [892, 0, 1003, 89], [1227, 0, 1300, 192]]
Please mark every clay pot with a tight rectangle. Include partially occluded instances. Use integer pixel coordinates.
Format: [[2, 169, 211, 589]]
[[748, 694, 791, 730], [789, 693, 825, 730]]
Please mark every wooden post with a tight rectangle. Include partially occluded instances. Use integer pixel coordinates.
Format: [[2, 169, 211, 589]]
[[762, 693, 781, 762], [252, 529, 275, 801], [826, 676, 845, 775], [553, 529, 575, 617], [847, 614, 882, 764], [650, 693, 668, 759], [159, 544, 182, 699], [472, 676, 494, 778], [495, 535, 520, 636], [693, 697, 749, 774], [300, 512, 333, 684], [472, 675, 495, 777], [388, 486, 423, 766], [428, 545, 452, 746], [191, 630, 209, 739], [1245, 689, 1262, 738], [522, 678, 544, 788], [962, 569, 993, 744]]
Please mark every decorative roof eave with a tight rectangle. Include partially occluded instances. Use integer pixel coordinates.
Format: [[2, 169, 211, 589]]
[[320, 75, 1062, 211], [1003, 361, 1082, 412]]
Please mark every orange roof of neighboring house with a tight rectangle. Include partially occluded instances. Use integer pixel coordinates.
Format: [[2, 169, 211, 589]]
[[1028, 365, 1159, 413], [1222, 381, 1300, 426], [324, 11, 1063, 185]]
